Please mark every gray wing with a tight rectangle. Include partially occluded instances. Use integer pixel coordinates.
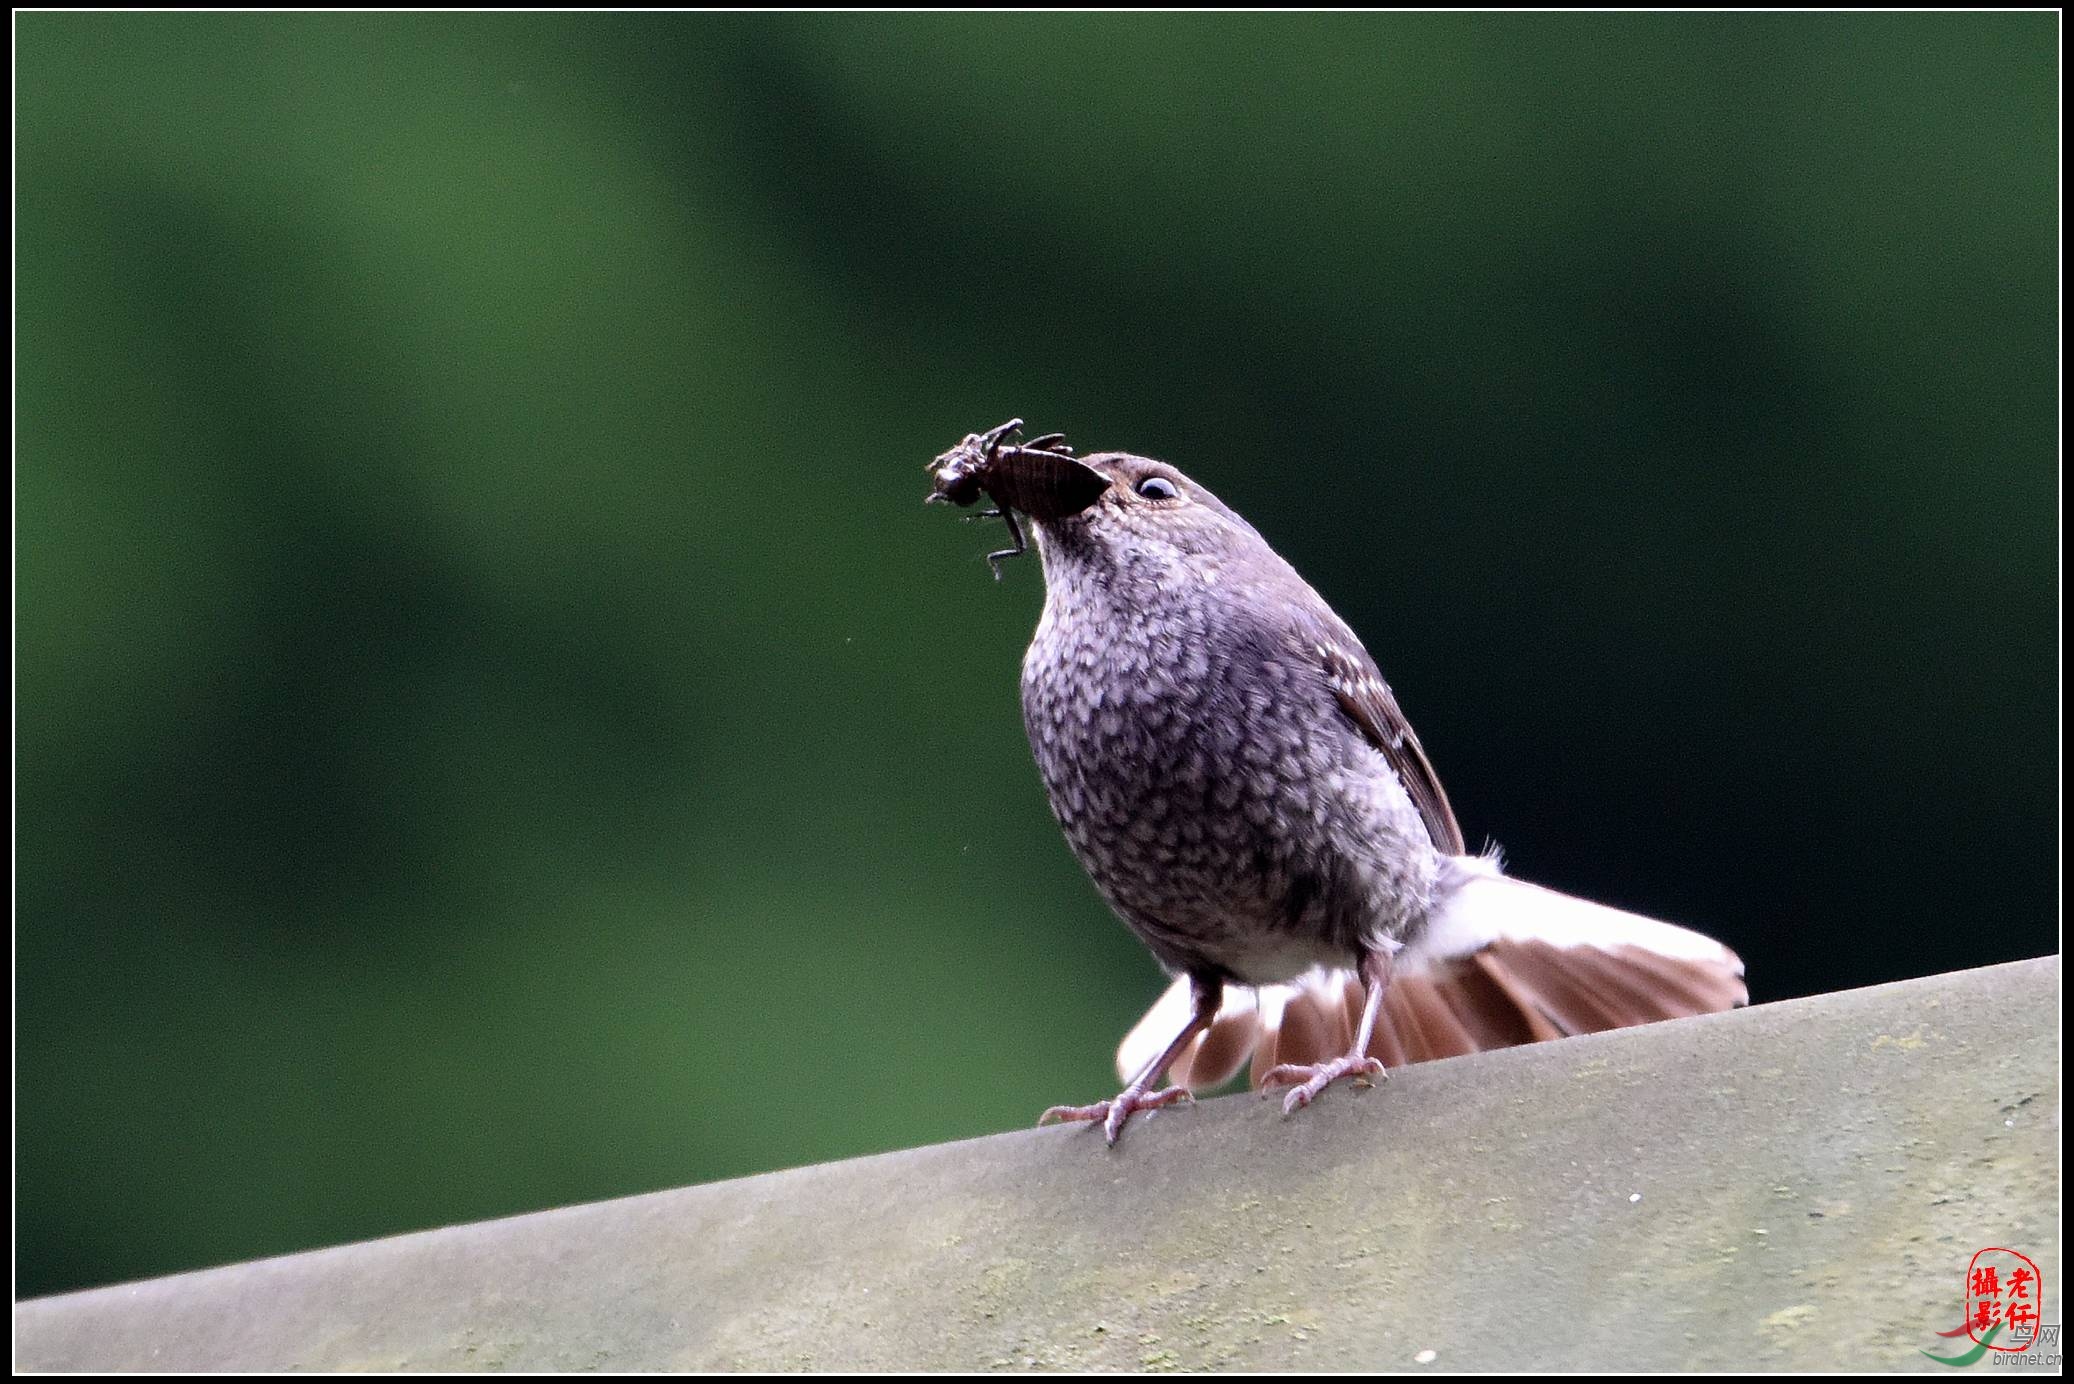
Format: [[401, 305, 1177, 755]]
[[1305, 624, 1466, 856]]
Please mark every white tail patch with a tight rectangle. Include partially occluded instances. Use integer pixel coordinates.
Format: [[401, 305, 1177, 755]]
[[1407, 854, 1743, 972], [1116, 974, 1202, 1084]]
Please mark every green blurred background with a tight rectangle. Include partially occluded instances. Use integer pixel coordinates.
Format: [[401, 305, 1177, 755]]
[[16, 13, 2057, 1298]]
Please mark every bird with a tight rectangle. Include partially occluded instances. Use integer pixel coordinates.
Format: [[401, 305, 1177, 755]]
[[927, 421, 1747, 1145]]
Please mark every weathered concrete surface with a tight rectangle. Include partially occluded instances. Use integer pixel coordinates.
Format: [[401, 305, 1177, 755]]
[[14, 957, 2059, 1372]]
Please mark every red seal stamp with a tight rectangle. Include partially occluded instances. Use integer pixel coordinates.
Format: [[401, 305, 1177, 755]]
[[1965, 1247, 2044, 1351]]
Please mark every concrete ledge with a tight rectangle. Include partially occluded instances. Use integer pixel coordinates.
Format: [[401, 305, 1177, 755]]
[[13, 957, 2060, 1371]]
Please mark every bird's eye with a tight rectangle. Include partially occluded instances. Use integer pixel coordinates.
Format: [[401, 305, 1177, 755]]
[[1135, 476, 1179, 500]]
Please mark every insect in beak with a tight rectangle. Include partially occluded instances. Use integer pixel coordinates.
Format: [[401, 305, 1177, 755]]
[[926, 420, 1111, 578]]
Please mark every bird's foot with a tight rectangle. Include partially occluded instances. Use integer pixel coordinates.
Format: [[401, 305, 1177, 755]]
[[1259, 1053, 1387, 1116], [1038, 1085, 1194, 1145]]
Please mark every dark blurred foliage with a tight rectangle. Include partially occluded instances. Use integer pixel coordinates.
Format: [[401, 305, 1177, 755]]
[[15, 13, 2057, 1298]]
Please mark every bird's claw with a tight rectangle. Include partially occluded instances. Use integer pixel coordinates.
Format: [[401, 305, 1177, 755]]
[[1039, 1085, 1195, 1145], [1259, 1054, 1387, 1116]]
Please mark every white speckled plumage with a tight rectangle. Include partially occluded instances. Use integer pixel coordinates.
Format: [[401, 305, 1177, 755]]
[[1021, 452, 1437, 986]]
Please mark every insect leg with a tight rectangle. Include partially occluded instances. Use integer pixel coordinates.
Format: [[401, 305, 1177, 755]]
[[985, 509, 1029, 580], [977, 418, 1024, 460]]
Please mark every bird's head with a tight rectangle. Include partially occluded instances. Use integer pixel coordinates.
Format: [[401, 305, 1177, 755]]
[[927, 421, 1266, 581], [1028, 449, 1266, 570]]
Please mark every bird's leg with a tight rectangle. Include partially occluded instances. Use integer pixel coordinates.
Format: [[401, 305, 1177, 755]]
[[1040, 975, 1222, 1145], [1260, 945, 1394, 1116]]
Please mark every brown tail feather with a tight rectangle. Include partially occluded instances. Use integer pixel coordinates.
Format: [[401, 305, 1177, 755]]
[[1121, 862, 1746, 1092], [1167, 1002, 1261, 1091], [1140, 936, 1746, 1093]]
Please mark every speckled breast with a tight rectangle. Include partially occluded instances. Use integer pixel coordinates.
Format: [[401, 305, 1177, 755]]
[[1018, 573, 1379, 984]]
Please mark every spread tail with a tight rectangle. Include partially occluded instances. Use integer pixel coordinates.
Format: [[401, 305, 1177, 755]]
[[1118, 856, 1747, 1090]]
